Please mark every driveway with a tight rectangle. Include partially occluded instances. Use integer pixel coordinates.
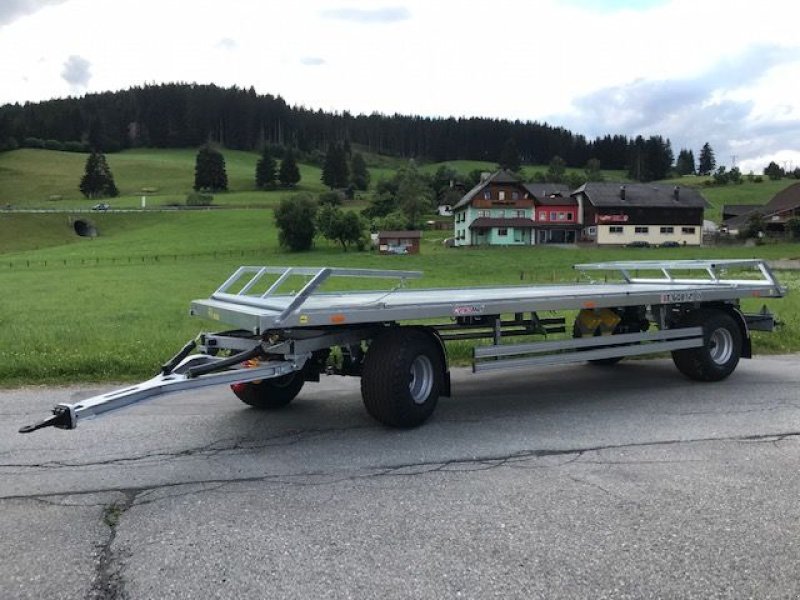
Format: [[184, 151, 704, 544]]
[[2, 356, 799, 599]]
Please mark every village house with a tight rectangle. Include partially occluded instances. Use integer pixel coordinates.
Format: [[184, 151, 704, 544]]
[[722, 181, 800, 235], [452, 171, 579, 246], [572, 182, 708, 246]]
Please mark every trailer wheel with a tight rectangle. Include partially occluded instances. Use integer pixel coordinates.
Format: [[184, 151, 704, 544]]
[[361, 328, 444, 428], [231, 374, 304, 409], [672, 310, 742, 382]]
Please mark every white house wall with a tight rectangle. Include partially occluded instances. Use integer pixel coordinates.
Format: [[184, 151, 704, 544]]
[[596, 224, 702, 246]]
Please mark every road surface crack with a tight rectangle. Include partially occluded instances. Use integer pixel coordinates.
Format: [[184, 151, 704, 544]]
[[87, 490, 138, 600]]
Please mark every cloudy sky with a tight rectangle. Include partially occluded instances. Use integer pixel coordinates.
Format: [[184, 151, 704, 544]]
[[1, 0, 799, 172]]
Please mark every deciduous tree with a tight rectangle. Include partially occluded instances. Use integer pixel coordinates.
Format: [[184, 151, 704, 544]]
[[273, 194, 317, 251], [316, 205, 365, 251]]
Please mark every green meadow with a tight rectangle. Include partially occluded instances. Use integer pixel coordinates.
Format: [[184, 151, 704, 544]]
[[1, 148, 798, 386]]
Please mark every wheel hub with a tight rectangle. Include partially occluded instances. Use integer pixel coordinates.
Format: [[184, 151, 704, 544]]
[[709, 327, 734, 365], [409, 355, 434, 405]]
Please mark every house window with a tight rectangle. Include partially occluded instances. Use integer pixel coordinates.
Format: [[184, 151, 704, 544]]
[[635, 226, 649, 234], [516, 210, 525, 217], [514, 229, 523, 242], [558, 212, 566, 221], [512, 191, 519, 200], [495, 209, 505, 218], [498, 228, 508, 236], [609, 226, 624, 234], [550, 211, 557, 220], [539, 211, 547, 221], [660, 226, 674, 234], [682, 227, 696, 234], [566, 212, 574, 221], [483, 190, 491, 200], [498, 191, 506, 201], [478, 210, 490, 217]]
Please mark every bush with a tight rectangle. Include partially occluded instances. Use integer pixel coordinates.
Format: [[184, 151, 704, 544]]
[[186, 192, 213, 206], [23, 137, 45, 149], [0, 137, 19, 152], [44, 139, 64, 151], [63, 141, 89, 153], [318, 191, 342, 206]]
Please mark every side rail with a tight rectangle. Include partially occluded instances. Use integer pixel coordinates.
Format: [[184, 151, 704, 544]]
[[574, 259, 785, 297], [211, 266, 423, 326]]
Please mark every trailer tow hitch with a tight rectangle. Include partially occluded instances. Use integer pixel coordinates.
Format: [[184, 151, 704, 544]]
[[19, 339, 307, 434]]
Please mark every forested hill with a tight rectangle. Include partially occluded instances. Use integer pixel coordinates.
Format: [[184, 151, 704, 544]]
[[1, 82, 661, 174]]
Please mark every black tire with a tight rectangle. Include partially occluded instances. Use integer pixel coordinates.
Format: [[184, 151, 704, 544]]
[[231, 373, 304, 409], [672, 309, 742, 382], [361, 328, 444, 428]]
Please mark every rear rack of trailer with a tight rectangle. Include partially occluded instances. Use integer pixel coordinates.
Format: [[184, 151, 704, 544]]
[[20, 259, 786, 434]]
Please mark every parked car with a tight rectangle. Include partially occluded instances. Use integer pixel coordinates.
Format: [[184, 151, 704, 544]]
[[660, 241, 680, 248], [626, 241, 650, 248], [91, 203, 110, 211]]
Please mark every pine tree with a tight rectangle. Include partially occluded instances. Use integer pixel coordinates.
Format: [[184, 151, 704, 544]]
[[255, 147, 277, 189], [676, 149, 696, 175], [698, 143, 716, 176], [194, 145, 228, 191], [321, 143, 349, 189], [350, 152, 370, 191], [79, 151, 119, 199], [498, 138, 521, 172], [278, 149, 301, 187]]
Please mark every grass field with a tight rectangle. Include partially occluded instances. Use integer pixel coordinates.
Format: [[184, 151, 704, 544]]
[[2, 148, 798, 386], [1, 209, 798, 386]]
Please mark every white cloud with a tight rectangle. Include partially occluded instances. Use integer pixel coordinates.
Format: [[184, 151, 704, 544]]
[[0, 0, 67, 27], [61, 54, 91, 87], [0, 0, 799, 170]]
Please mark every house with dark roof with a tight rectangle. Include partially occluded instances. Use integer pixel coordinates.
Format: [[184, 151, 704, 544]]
[[452, 171, 579, 246], [722, 182, 800, 234], [572, 183, 709, 246]]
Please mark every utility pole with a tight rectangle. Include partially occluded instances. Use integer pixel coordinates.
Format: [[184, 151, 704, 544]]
[[730, 155, 737, 168]]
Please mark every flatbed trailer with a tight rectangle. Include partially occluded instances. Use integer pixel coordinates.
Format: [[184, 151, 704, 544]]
[[20, 259, 786, 433]]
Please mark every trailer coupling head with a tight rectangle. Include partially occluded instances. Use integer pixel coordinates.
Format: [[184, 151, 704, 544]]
[[19, 404, 77, 434]]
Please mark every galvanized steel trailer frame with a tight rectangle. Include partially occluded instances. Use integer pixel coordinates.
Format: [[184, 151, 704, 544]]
[[20, 259, 786, 433]]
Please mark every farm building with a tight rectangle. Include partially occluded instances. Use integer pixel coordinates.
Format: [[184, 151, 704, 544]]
[[377, 230, 422, 254], [573, 183, 708, 246], [722, 182, 800, 235], [452, 171, 579, 246]]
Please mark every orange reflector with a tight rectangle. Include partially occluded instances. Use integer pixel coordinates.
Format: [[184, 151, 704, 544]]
[[582, 301, 596, 309], [330, 314, 346, 324]]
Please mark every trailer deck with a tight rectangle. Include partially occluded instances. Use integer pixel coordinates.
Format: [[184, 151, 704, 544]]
[[190, 260, 784, 332]]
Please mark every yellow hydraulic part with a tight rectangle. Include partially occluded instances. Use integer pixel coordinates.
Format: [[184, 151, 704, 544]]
[[575, 308, 621, 336]]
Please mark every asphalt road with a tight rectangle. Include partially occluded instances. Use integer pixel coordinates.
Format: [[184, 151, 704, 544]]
[[2, 356, 800, 599]]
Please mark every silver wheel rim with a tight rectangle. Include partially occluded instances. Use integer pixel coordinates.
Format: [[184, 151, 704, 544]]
[[409, 355, 434, 405], [709, 328, 734, 365]]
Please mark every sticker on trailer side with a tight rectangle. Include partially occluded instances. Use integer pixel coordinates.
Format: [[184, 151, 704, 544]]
[[453, 304, 486, 316], [660, 291, 702, 303]]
